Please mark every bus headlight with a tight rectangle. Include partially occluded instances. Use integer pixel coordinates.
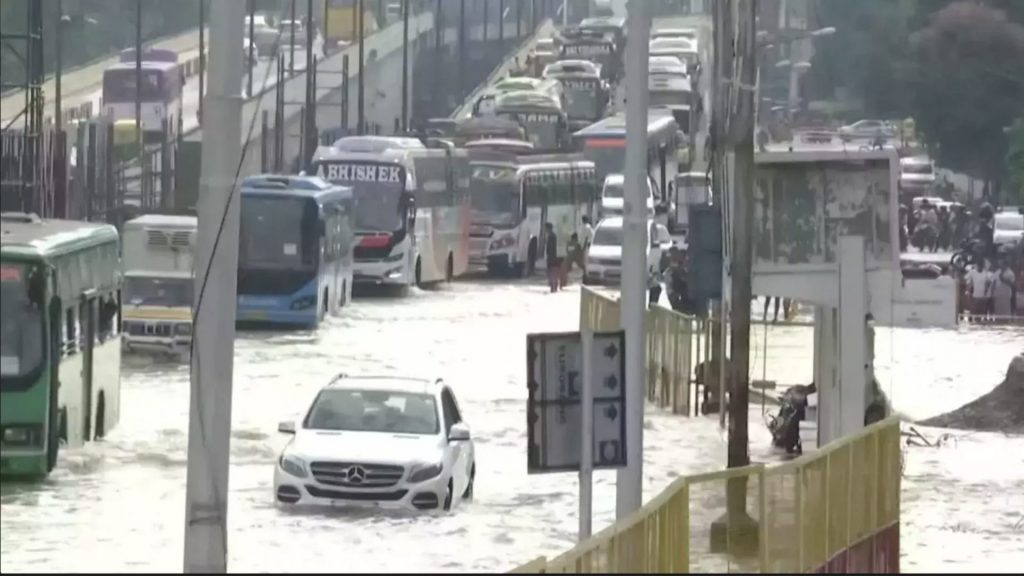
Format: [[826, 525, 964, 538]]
[[2, 425, 43, 447], [490, 235, 516, 250], [290, 295, 317, 310], [383, 251, 405, 262]]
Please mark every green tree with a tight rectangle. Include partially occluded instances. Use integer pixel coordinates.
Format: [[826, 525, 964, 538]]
[[907, 1, 1024, 192], [1008, 119, 1024, 204]]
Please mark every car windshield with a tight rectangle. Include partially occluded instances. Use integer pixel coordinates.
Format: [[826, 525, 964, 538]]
[[124, 276, 193, 307], [0, 263, 45, 387], [603, 180, 624, 199], [995, 214, 1024, 231], [592, 224, 623, 246], [305, 388, 440, 435]]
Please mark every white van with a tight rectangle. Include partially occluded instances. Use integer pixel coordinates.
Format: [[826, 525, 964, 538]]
[[600, 174, 655, 219], [584, 217, 673, 286]]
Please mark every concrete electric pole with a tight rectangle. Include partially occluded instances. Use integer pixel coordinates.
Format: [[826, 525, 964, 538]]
[[616, 0, 651, 521], [182, 0, 245, 571]]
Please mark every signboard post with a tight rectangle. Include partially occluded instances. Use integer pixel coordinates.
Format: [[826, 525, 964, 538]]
[[526, 330, 626, 541]]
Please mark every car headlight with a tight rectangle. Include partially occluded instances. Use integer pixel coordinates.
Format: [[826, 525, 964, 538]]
[[279, 454, 308, 478], [408, 462, 443, 483], [383, 251, 405, 262], [175, 323, 192, 335]]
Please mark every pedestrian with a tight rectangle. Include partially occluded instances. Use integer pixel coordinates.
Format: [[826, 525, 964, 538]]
[[561, 232, 582, 287], [581, 216, 594, 251], [544, 222, 560, 293], [667, 247, 689, 313], [763, 296, 781, 323], [993, 257, 1017, 319], [966, 259, 995, 319], [647, 265, 663, 307]]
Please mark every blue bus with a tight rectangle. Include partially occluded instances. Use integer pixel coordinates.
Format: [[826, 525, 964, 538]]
[[237, 175, 355, 328]]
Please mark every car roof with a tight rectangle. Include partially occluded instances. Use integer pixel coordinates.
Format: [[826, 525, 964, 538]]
[[323, 374, 443, 395]]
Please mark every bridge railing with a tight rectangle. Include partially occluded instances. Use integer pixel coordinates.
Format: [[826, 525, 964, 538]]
[[510, 416, 901, 573]]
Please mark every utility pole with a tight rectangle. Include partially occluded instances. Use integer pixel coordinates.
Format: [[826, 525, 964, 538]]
[[433, 0, 443, 117], [711, 0, 759, 555], [459, 0, 466, 101], [357, 0, 366, 134], [135, 0, 143, 155], [54, 0, 63, 130], [401, 0, 410, 131], [199, 0, 205, 124], [483, 0, 489, 42], [616, 0, 650, 521], [499, 0, 505, 45], [248, 0, 255, 98], [289, 0, 297, 74], [304, 0, 316, 168], [182, 0, 245, 572], [562, 0, 568, 27]]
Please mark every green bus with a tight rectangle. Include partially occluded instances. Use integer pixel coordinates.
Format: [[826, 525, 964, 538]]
[[1, 213, 123, 478]]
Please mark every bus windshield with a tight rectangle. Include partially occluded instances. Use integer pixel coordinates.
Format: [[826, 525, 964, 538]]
[[0, 263, 45, 386], [471, 165, 520, 226], [561, 79, 601, 121], [497, 112, 561, 150], [317, 162, 406, 232], [649, 90, 692, 108], [124, 277, 193, 308], [240, 196, 319, 270], [103, 68, 167, 103]]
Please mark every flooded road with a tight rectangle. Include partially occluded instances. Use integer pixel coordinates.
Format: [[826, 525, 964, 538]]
[[2, 280, 1022, 572]]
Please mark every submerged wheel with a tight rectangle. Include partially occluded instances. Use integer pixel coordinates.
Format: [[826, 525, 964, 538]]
[[462, 464, 476, 500], [443, 479, 454, 512], [94, 392, 106, 440]]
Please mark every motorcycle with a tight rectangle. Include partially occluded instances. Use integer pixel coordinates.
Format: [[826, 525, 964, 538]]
[[767, 383, 816, 455]]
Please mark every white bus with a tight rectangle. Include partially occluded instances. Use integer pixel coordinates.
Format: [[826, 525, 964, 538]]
[[102, 51, 184, 139], [311, 136, 471, 290], [121, 214, 195, 358], [468, 151, 598, 276]]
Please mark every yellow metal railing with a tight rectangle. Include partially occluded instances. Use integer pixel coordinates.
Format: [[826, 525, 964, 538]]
[[579, 287, 699, 416], [516, 288, 903, 575], [512, 418, 901, 573]]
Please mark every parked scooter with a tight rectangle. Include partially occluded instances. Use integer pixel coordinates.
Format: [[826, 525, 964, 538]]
[[767, 383, 816, 455]]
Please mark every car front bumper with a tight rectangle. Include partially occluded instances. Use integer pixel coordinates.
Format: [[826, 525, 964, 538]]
[[273, 466, 449, 512]]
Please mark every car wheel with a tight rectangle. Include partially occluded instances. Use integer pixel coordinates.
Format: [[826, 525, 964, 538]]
[[443, 479, 454, 512], [462, 464, 475, 500]]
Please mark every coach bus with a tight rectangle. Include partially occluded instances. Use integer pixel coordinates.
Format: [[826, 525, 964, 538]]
[[494, 91, 570, 153], [236, 175, 356, 328], [1, 213, 122, 478], [542, 60, 609, 131], [311, 136, 471, 290], [102, 55, 183, 140], [468, 151, 598, 276], [574, 112, 682, 213]]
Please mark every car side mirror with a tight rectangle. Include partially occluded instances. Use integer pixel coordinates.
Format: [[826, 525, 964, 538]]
[[278, 421, 296, 434], [449, 422, 471, 442]]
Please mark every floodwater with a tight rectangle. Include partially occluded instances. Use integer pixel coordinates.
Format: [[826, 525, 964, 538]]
[[1, 281, 1022, 572]]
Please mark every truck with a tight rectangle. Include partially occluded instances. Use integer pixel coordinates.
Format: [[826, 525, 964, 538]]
[[120, 214, 196, 358]]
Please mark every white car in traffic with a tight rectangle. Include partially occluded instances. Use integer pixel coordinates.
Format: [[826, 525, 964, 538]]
[[274, 375, 476, 512], [584, 217, 673, 286], [994, 211, 1024, 250]]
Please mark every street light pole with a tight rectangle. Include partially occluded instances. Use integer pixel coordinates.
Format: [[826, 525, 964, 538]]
[[357, 0, 365, 134], [289, 0, 297, 74], [199, 0, 205, 124], [54, 0, 63, 130], [616, 0, 651, 520], [182, 0, 245, 570], [135, 0, 143, 151], [401, 0, 410, 131], [248, 0, 255, 98]]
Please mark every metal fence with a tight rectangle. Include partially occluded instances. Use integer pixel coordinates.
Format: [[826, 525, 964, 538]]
[[579, 287, 700, 416], [510, 417, 902, 573]]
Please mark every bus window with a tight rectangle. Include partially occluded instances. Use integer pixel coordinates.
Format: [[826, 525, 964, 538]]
[[63, 307, 79, 356], [98, 294, 120, 343]]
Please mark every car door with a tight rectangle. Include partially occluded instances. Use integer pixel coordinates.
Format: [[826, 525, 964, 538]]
[[441, 387, 470, 496]]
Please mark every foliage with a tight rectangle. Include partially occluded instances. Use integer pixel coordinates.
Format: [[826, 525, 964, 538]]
[[1008, 119, 1024, 204], [907, 1, 1024, 182]]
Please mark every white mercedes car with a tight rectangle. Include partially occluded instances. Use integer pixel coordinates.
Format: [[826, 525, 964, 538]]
[[274, 375, 476, 512]]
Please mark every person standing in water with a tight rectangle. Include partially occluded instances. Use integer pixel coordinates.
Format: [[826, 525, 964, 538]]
[[545, 222, 561, 293]]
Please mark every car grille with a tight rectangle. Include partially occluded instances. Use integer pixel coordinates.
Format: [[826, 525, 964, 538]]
[[305, 486, 408, 501], [309, 461, 405, 488]]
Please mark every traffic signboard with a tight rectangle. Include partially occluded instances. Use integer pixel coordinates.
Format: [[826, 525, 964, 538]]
[[526, 330, 626, 474]]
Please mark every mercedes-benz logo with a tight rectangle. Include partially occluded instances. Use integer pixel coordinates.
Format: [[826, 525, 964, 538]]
[[345, 465, 366, 484]]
